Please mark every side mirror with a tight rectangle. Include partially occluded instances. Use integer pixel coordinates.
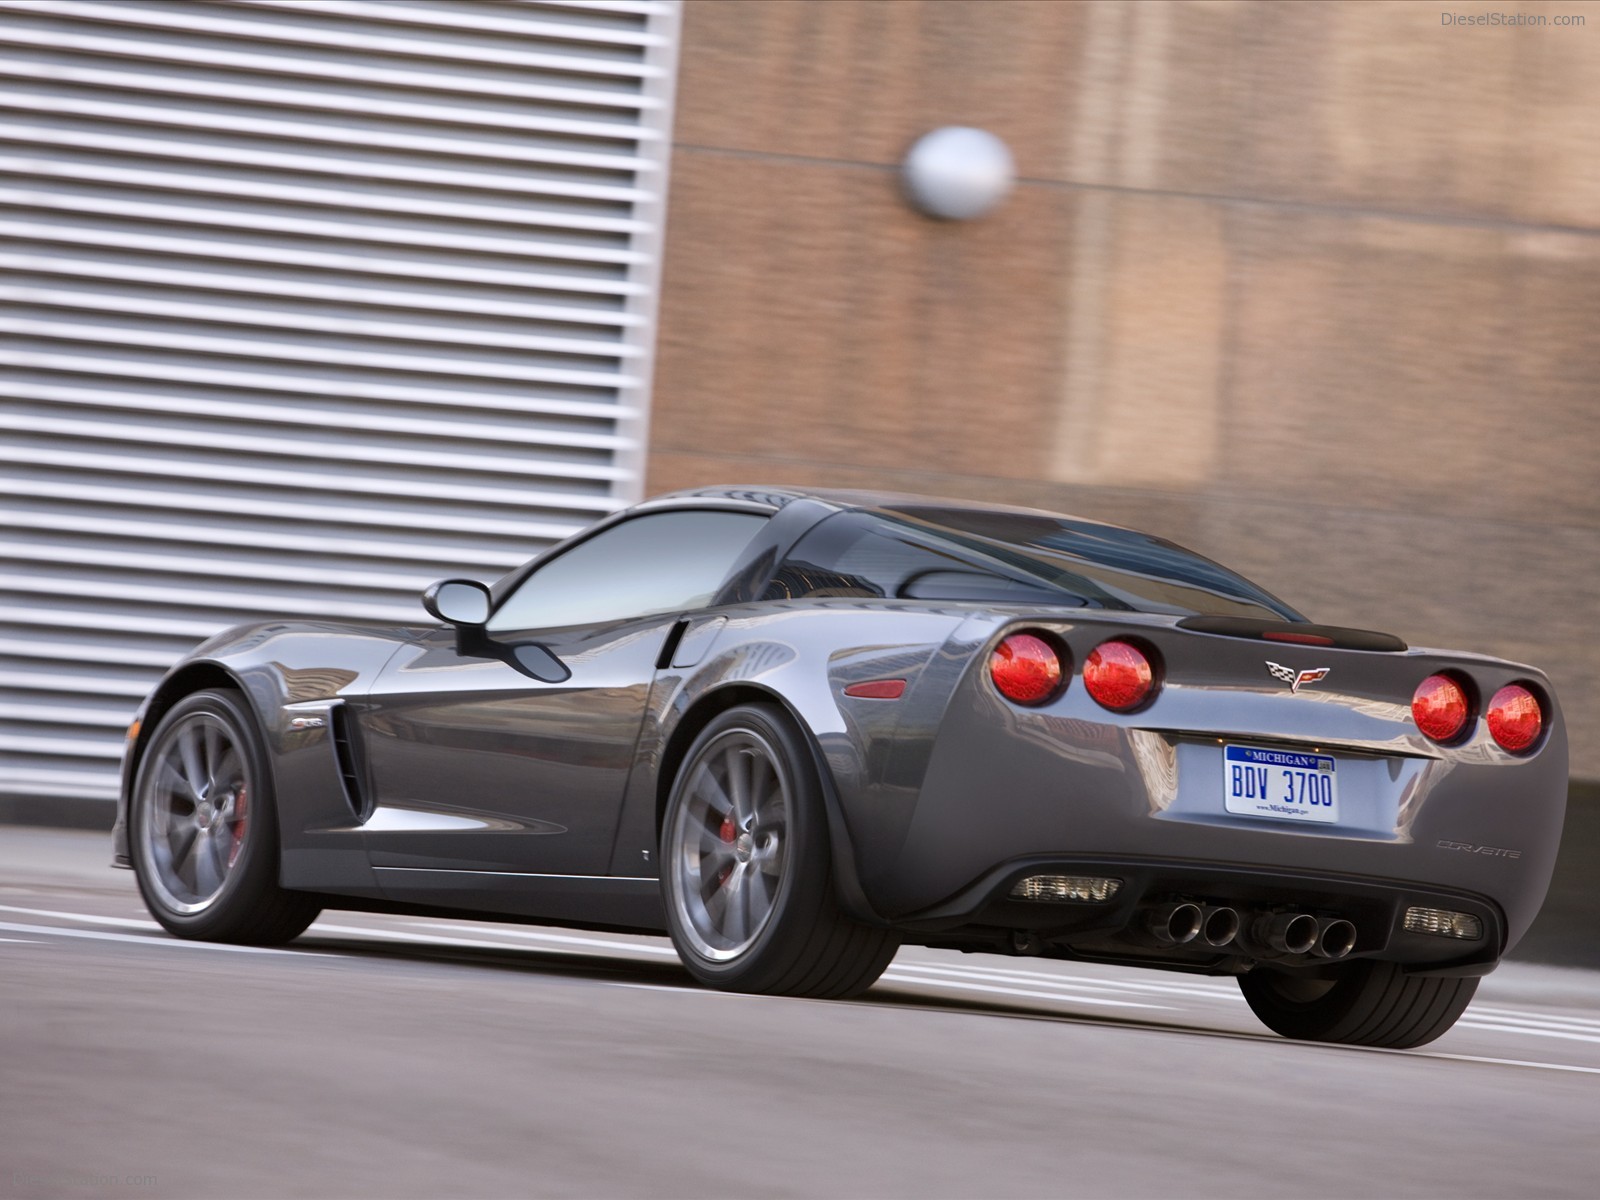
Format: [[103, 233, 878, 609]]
[[420, 581, 568, 683], [421, 579, 491, 626], [513, 643, 571, 684]]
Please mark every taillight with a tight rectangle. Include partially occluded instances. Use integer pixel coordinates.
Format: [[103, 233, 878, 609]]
[[989, 632, 1065, 706], [1083, 640, 1156, 712], [1487, 684, 1543, 753], [1411, 674, 1471, 744]]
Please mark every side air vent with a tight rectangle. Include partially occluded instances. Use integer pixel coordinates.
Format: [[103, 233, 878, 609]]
[[328, 704, 371, 822], [1176, 617, 1407, 653]]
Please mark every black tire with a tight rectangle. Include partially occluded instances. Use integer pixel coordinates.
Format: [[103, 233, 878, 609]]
[[660, 704, 898, 998], [129, 689, 320, 945], [1239, 959, 1479, 1049]]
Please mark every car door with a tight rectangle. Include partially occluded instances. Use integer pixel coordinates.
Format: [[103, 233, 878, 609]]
[[355, 508, 769, 876]]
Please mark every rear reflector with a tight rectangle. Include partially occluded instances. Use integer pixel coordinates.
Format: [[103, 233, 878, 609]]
[[843, 679, 907, 700], [1487, 684, 1543, 753], [1403, 906, 1483, 940], [1010, 875, 1122, 903]]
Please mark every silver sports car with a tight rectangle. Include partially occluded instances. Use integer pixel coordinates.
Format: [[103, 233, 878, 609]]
[[114, 486, 1568, 1048]]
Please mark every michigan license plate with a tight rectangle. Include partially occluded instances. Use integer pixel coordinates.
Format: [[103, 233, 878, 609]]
[[1223, 745, 1340, 824]]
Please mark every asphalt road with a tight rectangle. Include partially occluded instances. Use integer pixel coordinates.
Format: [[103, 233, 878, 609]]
[[3, 828, 1597, 1200]]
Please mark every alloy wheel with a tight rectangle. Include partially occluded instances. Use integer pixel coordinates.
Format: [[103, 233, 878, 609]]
[[138, 712, 251, 915], [667, 728, 791, 962]]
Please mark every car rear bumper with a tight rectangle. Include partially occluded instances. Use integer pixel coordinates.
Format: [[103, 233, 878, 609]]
[[856, 632, 1568, 951], [889, 854, 1505, 977]]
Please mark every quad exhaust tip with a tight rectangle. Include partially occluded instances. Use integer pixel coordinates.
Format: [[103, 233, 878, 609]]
[[1313, 918, 1358, 959], [1247, 912, 1357, 958], [1141, 903, 1242, 948], [1139, 904, 1352, 958], [1201, 905, 1240, 948], [1255, 912, 1320, 956], [1146, 902, 1203, 945]]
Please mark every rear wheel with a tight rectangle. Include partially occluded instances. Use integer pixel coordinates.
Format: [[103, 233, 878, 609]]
[[130, 689, 320, 944], [1239, 959, 1479, 1049], [660, 705, 897, 998]]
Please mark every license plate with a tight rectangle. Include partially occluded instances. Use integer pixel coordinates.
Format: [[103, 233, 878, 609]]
[[1223, 745, 1339, 824]]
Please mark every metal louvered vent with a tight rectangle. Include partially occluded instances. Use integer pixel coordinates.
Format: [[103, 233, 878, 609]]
[[0, 0, 682, 809]]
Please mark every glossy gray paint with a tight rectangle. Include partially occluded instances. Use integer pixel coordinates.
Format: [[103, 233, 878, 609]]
[[114, 487, 1568, 972], [354, 617, 668, 875]]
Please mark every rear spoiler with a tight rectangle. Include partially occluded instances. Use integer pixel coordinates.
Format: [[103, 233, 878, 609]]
[[1176, 616, 1408, 653]]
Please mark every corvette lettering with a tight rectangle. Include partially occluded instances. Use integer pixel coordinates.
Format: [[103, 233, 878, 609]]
[[1437, 839, 1522, 860], [1266, 661, 1331, 693]]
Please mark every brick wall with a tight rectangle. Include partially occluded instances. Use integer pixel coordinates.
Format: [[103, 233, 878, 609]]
[[650, 0, 1600, 777]]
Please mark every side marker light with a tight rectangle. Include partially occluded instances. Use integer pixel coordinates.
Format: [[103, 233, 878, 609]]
[[843, 679, 907, 700]]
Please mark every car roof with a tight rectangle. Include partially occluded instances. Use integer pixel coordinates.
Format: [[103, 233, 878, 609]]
[[648, 483, 1130, 531]]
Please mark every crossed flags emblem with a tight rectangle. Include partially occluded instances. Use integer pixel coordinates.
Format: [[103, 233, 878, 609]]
[[1266, 662, 1331, 693]]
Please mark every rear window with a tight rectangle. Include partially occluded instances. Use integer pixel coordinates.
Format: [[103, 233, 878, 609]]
[[762, 508, 1302, 621]]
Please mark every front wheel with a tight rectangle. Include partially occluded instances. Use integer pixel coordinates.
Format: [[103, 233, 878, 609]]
[[660, 705, 897, 998], [1238, 959, 1479, 1049], [129, 689, 321, 944]]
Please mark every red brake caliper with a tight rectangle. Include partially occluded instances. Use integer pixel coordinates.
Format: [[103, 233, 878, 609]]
[[227, 785, 249, 868], [717, 815, 736, 888]]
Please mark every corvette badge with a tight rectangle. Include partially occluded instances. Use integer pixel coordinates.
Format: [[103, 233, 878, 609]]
[[1267, 662, 1330, 693]]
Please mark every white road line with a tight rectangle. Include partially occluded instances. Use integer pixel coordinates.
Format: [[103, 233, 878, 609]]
[[1415, 1052, 1600, 1076], [891, 960, 1241, 1001], [879, 971, 1171, 1010], [1455, 1021, 1600, 1046], [894, 954, 1239, 990], [401, 921, 678, 957], [311, 921, 660, 960], [0, 904, 164, 930], [1470, 1005, 1600, 1031], [0, 936, 43, 943], [1463, 1011, 1600, 1034], [0, 907, 674, 970], [612, 983, 745, 997], [0, 920, 295, 955]]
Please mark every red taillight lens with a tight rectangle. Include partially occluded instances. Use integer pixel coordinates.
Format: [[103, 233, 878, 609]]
[[1083, 640, 1155, 711], [1412, 674, 1470, 743], [989, 633, 1064, 706], [1487, 684, 1543, 753]]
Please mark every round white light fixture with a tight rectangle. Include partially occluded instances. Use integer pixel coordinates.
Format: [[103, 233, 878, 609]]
[[901, 126, 1015, 220]]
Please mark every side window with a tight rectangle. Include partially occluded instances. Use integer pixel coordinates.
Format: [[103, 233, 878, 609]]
[[488, 511, 767, 633], [762, 512, 1061, 604]]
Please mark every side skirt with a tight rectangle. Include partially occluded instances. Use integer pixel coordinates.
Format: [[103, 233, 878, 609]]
[[370, 867, 667, 932]]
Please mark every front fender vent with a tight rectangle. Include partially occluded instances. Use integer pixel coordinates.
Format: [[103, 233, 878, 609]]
[[328, 704, 371, 822]]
